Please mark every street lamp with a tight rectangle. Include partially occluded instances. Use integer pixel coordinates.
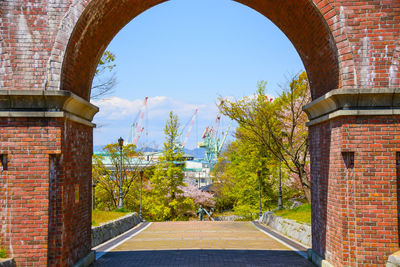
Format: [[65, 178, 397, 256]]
[[198, 171, 201, 189], [278, 133, 286, 210], [278, 159, 283, 210], [118, 137, 124, 209], [92, 180, 97, 210], [139, 169, 144, 221], [257, 170, 262, 218]]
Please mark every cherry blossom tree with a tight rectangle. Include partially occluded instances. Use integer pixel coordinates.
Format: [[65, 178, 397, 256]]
[[219, 72, 311, 202], [179, 184, 215, 208]]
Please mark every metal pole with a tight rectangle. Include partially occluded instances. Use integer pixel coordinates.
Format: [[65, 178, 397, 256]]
[[139, 170, 143, 221], [92, 182, 96, 210], [118, 143, 123, 209], [257, 170, 262, 218], [278, 159, 283, 209]]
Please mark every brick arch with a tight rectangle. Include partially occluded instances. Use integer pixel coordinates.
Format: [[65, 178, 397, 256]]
[[2, 1, 400, 266], [60, 0, 341, 100]]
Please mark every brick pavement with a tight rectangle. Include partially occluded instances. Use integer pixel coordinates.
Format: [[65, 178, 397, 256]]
[[95, 221, 314, 266]]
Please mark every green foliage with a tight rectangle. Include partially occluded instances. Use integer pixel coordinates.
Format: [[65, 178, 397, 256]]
[[218, 72, 311, 203], [0, 238, 6, 258], [92, 50, 117, 99], [92, 143, 151, 212], [274, 204, 311, 224], [213, 138, 278, 218], [145, 112, 195, 221], [0, 248, 6, 259], [96, 50, 116, 75]]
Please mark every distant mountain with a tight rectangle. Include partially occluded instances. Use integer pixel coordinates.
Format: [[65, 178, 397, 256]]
[[139, 147, 161, 153]]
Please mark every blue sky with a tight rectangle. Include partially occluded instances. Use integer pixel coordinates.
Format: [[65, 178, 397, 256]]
[[92, 0, 304, 150]]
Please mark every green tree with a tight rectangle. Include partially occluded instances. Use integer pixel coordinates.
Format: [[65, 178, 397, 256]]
[[92, 143, 149, 211], [213, 135, 278, 218], [146, 111, 194, 221], [218, 72, 311, 202], [91, 50, 117, 99]]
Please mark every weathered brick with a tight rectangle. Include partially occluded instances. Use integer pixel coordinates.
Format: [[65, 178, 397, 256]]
[[0, 0, 399, 266]]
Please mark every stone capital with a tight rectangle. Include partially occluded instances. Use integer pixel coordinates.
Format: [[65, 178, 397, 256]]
[[303, 88, 400, 126], [0, 90, 99, 127]]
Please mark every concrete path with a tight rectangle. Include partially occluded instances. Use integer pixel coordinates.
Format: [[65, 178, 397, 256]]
[[95, 221, 314, 266]]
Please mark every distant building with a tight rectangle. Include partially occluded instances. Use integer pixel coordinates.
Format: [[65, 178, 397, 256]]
[[94, 151, 212, 188], [184, 160, 212, 189], [93, 152, 155, 172]]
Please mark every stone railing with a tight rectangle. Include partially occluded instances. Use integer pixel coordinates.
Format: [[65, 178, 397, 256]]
[[259, 211, 311, 247], [92, 212, 141, 247], [214, 215, 245, 221]]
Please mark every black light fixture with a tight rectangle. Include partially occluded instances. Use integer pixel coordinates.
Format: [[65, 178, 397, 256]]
[[257, 170, 262, 218], [92, 180, 98, 210], [118, 137, 124, 148], [139, 170, 144, 221], [118, 137, 124, 209]]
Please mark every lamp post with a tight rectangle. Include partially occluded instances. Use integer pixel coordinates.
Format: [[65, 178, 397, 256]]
[[198, 171, 201, 189], [139, 170, 143, 221], [278, 159, 283, 210], [278, 133, 286, 210], [92, 180, 97, 210], [257, 170, 262, 218], [118, 137, 124, 209]]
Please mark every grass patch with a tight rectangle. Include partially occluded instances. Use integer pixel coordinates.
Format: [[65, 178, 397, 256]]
[[0, 248, 6, 258], [273, 204, 311, 224], [92, 210, 131, 226]]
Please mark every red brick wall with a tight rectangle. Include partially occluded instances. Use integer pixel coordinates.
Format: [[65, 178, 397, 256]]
[[0, 118, 92, 266], [310, 116, 400, 266], [0, 0, 399, 266], [0, 118, 62, 265], [0, 1, 398, 99], [57, 120, 92, 266]]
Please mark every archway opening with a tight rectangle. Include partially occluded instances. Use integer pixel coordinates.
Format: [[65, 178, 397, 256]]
[[61, 0, 339, 101], [59, 0, 340, 265]]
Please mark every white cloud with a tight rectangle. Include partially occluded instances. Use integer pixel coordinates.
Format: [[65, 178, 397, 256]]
[[92, 97, 143, 120], [92, 96, 225, 148], [92, 96, 217, 122]]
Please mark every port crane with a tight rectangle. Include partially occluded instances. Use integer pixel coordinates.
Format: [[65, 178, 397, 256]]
[[127, 96, 148, 146], [180, 108, 198, 149], [197, 113, 231, 165]]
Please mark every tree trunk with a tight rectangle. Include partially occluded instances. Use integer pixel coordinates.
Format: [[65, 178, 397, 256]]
[[302, 185, 311, 203]]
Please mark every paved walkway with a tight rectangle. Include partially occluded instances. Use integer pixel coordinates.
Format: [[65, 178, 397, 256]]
[[95, 221, 314, 267]]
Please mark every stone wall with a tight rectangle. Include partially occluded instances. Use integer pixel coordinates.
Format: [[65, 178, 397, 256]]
[[387, 251, 400, 267], [214, 215, 244, 221], [259, 212, 311, 247], [0, 259, 16, 267], [92, 213, 141, 248]]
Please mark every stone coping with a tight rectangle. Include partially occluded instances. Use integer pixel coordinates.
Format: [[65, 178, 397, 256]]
[[303, 88, 400, 126], [0, 90, 98, 127]]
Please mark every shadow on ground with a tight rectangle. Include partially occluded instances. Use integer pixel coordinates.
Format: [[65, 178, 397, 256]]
[[95, 249, 315, 267]]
